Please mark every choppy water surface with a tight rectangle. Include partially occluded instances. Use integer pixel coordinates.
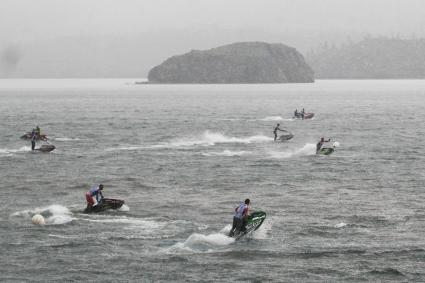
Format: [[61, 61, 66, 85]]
[[1, 80, 425, 282]]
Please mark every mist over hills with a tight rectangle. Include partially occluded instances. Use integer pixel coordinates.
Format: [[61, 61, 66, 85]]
[[2, 32, 425, 79], [0, 29, 360, 78], [306, 37, 425, 79]]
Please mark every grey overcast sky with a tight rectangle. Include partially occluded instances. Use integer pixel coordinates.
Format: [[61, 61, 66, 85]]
[[2, 0, 425, 43], [2, 0, 425, 77]]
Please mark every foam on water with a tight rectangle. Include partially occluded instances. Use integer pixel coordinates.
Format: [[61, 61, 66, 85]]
[[107, 131, 273, 151], [11, 204, 74, 225], [165, 226, 235, 254], [268, 143, 317, 159], [0, 146, 32, 155], [201, 150, 251, 157], [259, 116, 294, 121], [118, 204, 130, 212], [54, 137, 81, 141], [335, 222, 347, 228], [83, 215, 164, 230]]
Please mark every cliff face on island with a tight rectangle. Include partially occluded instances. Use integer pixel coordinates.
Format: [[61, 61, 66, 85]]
[[307, 37, 425, 79], [148, 42, 314, 83]]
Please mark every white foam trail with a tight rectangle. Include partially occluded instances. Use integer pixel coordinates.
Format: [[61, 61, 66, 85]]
[[268, 143, 316, 159], [0, 146, 31, 155], [157, 131, 272, 148], [259, 116, 294, 121], [118, 204, 130, 212], [202, 150, 251, 157], [84, 216, 163, 228], [335, 222, 347, 228], [166, 233, 235, 253], [12, 204, 74, 225], [108, 131, 273, 151], [54, 137, 81, 141], [333, 141, 340, 148]]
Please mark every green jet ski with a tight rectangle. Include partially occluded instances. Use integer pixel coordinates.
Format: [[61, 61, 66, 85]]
[[317, 147, 335, 155], [83, 198, 125, 213], [231, 211, 267, 240]]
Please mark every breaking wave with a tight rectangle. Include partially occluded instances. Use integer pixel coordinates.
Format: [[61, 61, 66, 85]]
[[11, 204, 74, 225]]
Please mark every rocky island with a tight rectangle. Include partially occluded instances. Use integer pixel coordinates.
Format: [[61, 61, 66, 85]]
[[147, 42, 314, 83]]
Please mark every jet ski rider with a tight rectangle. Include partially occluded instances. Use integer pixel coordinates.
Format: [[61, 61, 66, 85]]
[[273, 123, 286, 141], [30, 129, 37, 151], [85, 184, 104, 207], [316, 137, 331, 154], [229, 198, 250, 237]]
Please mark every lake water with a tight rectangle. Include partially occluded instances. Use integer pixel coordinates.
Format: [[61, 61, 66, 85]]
[[1, 79, 425, 281]]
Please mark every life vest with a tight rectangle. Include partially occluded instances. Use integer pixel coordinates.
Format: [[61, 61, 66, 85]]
[[234, 203, 247, 219]]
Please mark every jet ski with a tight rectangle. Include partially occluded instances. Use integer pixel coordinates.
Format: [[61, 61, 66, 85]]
[[35, 144, 56, 152], [83, 198, 125, 213], [231, 211, 267, 240], [294, 113, 314, 120], [277, 133, 294, 141], [21, 132, 48, 141], [317, 147, 335, 155]]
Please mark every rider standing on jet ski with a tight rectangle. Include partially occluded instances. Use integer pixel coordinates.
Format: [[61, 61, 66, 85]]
[[30, 129, 37, 151], [85, 184, 104, 207], [229, 199, 250, 237], [273, 123, 287, 141]]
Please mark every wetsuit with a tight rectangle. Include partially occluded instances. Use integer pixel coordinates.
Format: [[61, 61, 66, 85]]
[[85, 185, 103, 207], [273, 126, 281, 141], [229, 203, 249, 237], [316, 139, 330, 153], [31, 131, 36, 150]]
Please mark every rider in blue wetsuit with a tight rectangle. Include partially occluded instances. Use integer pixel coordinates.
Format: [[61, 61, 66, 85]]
[[85, 184, 104, 207], [229, 198, 250, 237]]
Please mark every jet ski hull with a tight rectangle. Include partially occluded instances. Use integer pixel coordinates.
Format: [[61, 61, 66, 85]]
[[294, 113, 314, 120], [35, 144, 55, 152], [83, 198, 125, 213], [232, 211, 267, 240], [277, 133, 294, 141], [21, 133, 48, 140], [317, 147, 334, 155]]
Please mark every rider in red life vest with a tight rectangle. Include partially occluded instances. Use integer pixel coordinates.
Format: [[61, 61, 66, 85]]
[[85, 184, 104, 207], [229, 198, 250, 237]]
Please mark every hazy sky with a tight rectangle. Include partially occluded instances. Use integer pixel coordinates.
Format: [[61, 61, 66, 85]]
[[2, 0, 425, 77], [2, 0, 425, 43]]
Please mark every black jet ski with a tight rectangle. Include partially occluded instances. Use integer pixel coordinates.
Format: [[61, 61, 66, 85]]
[[294, 112, 314, 120], [231, 211, 267, 240], [83, 198, 125, 213], [21, 133, 48, 141], [277, 133, 294, 141], [35, 144, 56, 152], [317, 147, 334, 155]]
